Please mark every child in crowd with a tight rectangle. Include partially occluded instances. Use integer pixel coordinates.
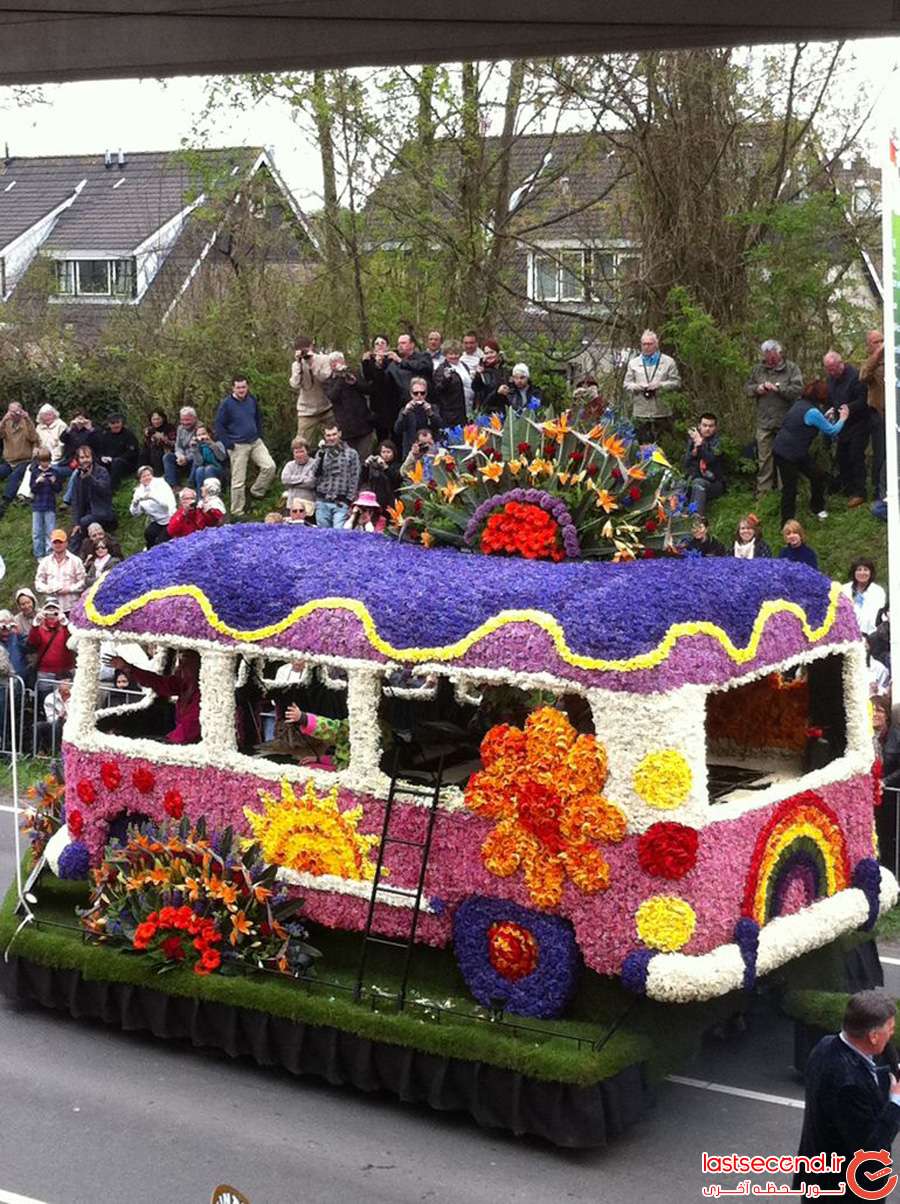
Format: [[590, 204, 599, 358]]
[[199, 477, 227, 527], [27, 448, 62, 558], [264, 512, 284, 525], [777, 520, 819, 570]]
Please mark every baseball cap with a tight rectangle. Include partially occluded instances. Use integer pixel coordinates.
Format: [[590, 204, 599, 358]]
[[50, 529, 67, 543]]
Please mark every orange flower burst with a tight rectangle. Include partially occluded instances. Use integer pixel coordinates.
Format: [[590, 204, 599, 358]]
[[386, 498, 405, 525], [464, 707, 626, 909], [595, 489, 619, 513], [478, 461, 504, 482], [229, 910, 253, 946], [463, 424, 489, 449], [489, 413, 504, 432], [507, 458, 523, 476], [441, 480, 466, 503], [627, 464, 647, 481], [420, 530, 435, 548], [407, 459, 425, 485], [541, 412, 570, 440], [602, 434, 628, 459]]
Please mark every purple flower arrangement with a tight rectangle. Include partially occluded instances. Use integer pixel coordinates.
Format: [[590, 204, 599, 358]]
[[733, 918, 760, 991], [452, 895, 580, 1019], [852, 858, 882, 931]]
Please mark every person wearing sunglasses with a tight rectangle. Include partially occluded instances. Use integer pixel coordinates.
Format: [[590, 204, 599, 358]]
[[393, 377, 442, 459]]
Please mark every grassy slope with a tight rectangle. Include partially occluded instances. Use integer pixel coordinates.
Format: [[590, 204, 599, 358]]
[[0, 870, 735, 1087]]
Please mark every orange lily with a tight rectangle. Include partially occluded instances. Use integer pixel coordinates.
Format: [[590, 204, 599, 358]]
[[586, 424, 605, 441], [527, 457, 554, 478], [229, 910, 253, 946], [627, 464, 647, 480], [253, 884, 273, 905], [386, 499, 405, 525], [595, 489, 619, 513], [542, 411, 571, 440], [463, 424, 489, 449], [183, 876, 201, 902], [421, 530, 435, 548], [479, 461, 504, 482], [602, 435, 628, 459], [407, 459, 425, 485], [441, 480, 466, 503], [489, 413, 504, 432], [507, 458, 523, 477]]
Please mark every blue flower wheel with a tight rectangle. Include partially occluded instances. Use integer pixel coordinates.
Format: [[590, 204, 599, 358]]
[[452, 896, 580, 1019]]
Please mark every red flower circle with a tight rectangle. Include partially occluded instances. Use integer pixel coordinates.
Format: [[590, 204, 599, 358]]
[[637, 822, 699, 879], [67, 808, 84, 838], [76, 779, 96, 806], [644, 520, 658, 533], [487, 920, 539, 981], [163, 789, 184, 819], [480, 501, 564, 561], [100, 762, 122, 790], [629, 486, 642, 500], [132, 767, 155, 794]]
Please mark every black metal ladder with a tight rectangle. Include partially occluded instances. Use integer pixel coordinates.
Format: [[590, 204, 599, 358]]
[[353, 755, 444, 1009]]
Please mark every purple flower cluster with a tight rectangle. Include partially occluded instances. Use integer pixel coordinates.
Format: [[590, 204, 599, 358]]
[[452, 895, 580, 1019], [620, 949, 656, 994], [852, 857, 882, 931], [733, 917, 760, 991], [79, 527, 844, 669], [463, 489, 581, 559], [58, 840, 90, 880]]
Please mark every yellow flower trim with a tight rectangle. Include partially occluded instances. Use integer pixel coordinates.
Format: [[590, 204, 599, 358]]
[[635, 895, 697, 952], [244, 779, 379, 880], [82, 579, 842, 675], [633, 749, 693, 810]]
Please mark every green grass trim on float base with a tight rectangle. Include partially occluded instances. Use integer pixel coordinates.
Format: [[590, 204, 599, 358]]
[[0, 868, 738, 1088]]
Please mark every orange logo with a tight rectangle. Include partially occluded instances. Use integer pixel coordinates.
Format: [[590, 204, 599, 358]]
[[846, 1150, 898, 1200]]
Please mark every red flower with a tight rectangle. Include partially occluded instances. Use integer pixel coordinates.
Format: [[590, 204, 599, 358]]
[[76, 779, 96, 806], [543, 441, 557, 457], [644, 519, 657, 532], [569, 450, 584, 463], [174, 905, 194, 930], [642, 549, 656, 559], [200, 948, 221, 972], [161, 935, 185, 961], [158, 906, 177, 927], [133, 920, 158, 950], [132, 767, 155, 794], [611, 467, 622, 480], [100, 762, 122, 790], [629, 486, 641, 500], [517, 442, 531, 455], [414, 499, 423, 513], [67, 809, 84, 838], [163, 789, 184, 819], [637, 822, 699, 879]]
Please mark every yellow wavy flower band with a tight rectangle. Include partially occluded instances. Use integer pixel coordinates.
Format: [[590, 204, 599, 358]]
[[82, 578, 843, 675]]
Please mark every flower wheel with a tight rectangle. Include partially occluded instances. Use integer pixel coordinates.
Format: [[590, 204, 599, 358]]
[[452, 896, 579, 1019]]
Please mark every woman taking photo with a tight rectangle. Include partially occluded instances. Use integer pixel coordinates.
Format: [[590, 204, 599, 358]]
[[142, 410, 177, 480], [841, 556, 886, 635]]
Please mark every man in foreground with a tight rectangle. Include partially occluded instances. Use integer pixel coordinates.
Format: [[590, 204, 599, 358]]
[[794, 988, 900, 1194]]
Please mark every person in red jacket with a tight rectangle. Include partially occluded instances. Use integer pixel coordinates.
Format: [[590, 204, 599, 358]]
[[27, 597, 75, 703], [167, 487, 207, 539], [105, 650, 201, 744]]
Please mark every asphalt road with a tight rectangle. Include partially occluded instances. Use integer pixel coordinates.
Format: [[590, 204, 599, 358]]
[[0, 797, 896, 1204]]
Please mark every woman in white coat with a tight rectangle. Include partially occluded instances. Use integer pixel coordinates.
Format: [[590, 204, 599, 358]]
[[840, 556, 886, 636]]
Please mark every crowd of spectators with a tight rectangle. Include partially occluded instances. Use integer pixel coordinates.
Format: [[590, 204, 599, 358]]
[[0, 323, 891, 760]]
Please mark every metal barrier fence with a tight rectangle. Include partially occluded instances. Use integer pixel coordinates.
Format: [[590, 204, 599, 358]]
[[0, 674, 26, 755]]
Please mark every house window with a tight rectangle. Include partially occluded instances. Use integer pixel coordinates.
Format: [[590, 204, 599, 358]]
[[55, 258, 136, 299], [533, 250, 587, 303], [530, 247, 638, 305]]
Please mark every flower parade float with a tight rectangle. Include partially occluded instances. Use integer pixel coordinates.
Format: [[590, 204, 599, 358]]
[[0, 408, 893, 1147]]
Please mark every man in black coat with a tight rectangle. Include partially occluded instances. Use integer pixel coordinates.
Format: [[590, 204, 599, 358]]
[[69, 445, 116, 553], [824, 349, 870, 507], [794, 989, 900, 1194], [384, 334, 433, 411], [97, 413, 140, 489]]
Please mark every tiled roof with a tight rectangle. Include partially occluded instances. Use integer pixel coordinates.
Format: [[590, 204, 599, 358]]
[[0, 147, 262, 254]]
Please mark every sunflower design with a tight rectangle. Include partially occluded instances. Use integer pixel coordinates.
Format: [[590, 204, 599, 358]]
[[464, 707, 627, 909], [244, 779, 379, 881]]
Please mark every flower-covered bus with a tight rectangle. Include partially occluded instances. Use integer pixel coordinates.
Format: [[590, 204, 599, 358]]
[[62, 525, 896, 1017]]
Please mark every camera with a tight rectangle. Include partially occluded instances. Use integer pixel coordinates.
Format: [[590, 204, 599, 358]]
[[642, 387, 656, 399]]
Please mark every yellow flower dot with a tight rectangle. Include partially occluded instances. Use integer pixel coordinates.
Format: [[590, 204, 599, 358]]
[[635, 895, 696, 952], [633, 749, 692, 810]]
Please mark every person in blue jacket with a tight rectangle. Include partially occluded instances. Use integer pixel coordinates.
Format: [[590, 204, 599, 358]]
[[214, 374, 276, 516], [777, 520, 818, 570], [773, 396, 848, 523]]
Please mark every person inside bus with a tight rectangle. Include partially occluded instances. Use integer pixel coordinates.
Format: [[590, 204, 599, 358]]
[[104, 650, 200, 744]]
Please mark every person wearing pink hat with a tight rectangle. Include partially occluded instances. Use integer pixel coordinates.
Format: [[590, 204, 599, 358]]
[[343, 489, 386, 533]]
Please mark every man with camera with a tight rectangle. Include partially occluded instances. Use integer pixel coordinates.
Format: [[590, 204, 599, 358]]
[[623, 330, 681, 443], [290, 335, 334, 445], [323, 351, 375, 463], [401, 428, 442, 483], [312, 423, 360, 529], [167, 487, 208, 539], [26, 598, 75, 708], [745, 339, 803, 497], [69, 445, 116, 553], [187, 423, 228, 490], [393, 377, 442, 458], [683, 413, 726, 515], [384, 334, 433, 413]]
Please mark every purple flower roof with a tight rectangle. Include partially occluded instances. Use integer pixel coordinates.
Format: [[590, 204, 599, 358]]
[[72, 527, 852, 680]]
